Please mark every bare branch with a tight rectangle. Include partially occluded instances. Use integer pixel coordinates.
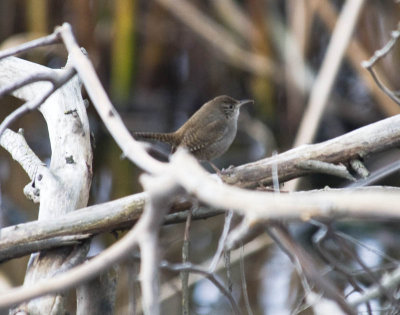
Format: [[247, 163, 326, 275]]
[[0, 49, 93, 312], [3, 182, 400, 263], [57, 23, 165, 174], [172, 150, 400, 220], [240, 245, 254, 315], [349, 263, 400, 307], [222, 114, 400, 188], [0, 32, 60, 60], [0, 128, 43, 181], [209, 210, 233, 272], [0, 68, 74, 98], [156, 234, 273, 307], [181, 207, 192, 315], [360, 23, 400, 106], [297, 160, 355, 181], [0, 66, 76, 138], [362, 24, 400, 68]]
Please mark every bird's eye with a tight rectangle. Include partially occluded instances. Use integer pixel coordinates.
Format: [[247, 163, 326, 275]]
[[229, 104, 234, 109]]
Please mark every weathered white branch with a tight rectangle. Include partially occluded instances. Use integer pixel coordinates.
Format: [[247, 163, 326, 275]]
[[137, 174, 184, 315], [58, 23, 165, 174], [222, 114, 400, 188], [0, 128, 43, 181], [0, 193, 146, 261], [172, 149, 400, 220], [0, 55, 92, 313]]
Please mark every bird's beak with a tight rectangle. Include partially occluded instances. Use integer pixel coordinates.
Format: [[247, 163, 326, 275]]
[[238, 99, 254, 107]]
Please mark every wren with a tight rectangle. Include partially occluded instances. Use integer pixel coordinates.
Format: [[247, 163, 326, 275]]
[[134, 95, 253, 161]]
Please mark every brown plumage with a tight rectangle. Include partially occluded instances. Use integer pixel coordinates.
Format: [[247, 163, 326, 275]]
[[134, 95, 253, 161]]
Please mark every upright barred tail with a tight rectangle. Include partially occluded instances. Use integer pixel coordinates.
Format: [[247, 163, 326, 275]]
[[133, 132, 178, 146]]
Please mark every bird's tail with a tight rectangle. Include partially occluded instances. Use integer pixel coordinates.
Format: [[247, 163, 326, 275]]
[[133, 132, 178, 146]]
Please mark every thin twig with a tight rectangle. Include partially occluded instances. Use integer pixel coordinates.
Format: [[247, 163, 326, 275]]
[[225, 218, 263, 251], [364, 66, 400, 106], [224, 249, 232, 293], [272, 151, 280, 192], [0, 32, 61, 60], [127, 259, 139, 315], [0, 71, 71, 98], [209, 210, 234, 272], [267, 224, 356, 314], [361, 23, 400, 106], [362, 26, 400, 68], [336, 232, 399, 265], [181, 209, 192, 315], [160, 261, 240, 315], [297, 160, 355, 181], [349, 265, 400, 307], [334, 233, 399, 308], [240, 245, 254, 315], [0, 67, 76, 138]]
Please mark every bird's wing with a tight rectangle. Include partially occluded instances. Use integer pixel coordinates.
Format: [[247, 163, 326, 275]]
[[180, 118, 227, 154]]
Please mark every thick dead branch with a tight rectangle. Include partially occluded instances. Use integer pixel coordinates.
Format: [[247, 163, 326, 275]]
[[222, 114, 400, 188], [172, 150, 400, 220], [0, 55, 93, 313], [1, 181, 400, 263], [0, 128, 43, 181], [0, 193, 146, 262]]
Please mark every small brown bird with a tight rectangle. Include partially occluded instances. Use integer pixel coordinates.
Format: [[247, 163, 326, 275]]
[[134, 95, 253, 161]]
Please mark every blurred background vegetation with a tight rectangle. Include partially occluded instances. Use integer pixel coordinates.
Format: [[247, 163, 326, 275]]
[[0, 0, 400, 314]]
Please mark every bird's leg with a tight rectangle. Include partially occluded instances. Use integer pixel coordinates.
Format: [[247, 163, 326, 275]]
[[208, 161, 222, 175]]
